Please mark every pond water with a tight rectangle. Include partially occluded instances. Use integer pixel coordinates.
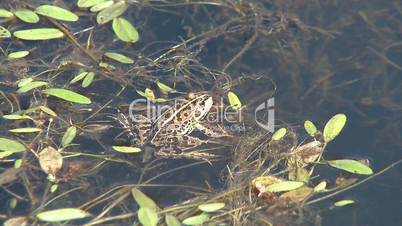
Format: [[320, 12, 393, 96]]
[[0, 0, 401, 225]]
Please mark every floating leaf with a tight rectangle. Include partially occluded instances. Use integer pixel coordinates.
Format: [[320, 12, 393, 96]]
[[323, 113, 347, 143], [272, 128, 287, 141], [97, 1, 128, 24], [2, 114, 31, 120], [36, 5, 78, 22], [138, 207, 159, 226], [334, 199, 355, 207], [17, 81, 48, 93], [70, 71, 88, 84], [104, 52, 134, 64], [50, 184, 58, 193], [198, 202, 225, 212], [112, 146, 141, 153], [182, 214, 209, 225], [77, 0, 106, 8], [17, 78, 33, 87], [132, 188, 158, 210], [265, 181, 304, 193], [39, 146, 63, 177], [61, 126, 77, 147], [9, 128, 42, 133], [82, 72, 95, 88], [157, 81, 177, 94], [36, 208, 91, 222], [137, 88, 156, 101], [304, 120, 317, 137], [313, 181, 327, 192], [0, 26, 11, 38], [39, 106, 57, 117], [14, 9, 40, 23], [328, 159, 373, 175], [14, 28, 64, 40], [112, 17, 139, 43], [227, 91, 242, 110], [8, 51, 30, 59], [42, 88, 91, 104], [98, 61, 116, 70], [0, 138, 26, 152], [0, 9, 13, 18], [165, 214, 181, 226], [90, 0, 114, 12], [14, 159, 22, 169]]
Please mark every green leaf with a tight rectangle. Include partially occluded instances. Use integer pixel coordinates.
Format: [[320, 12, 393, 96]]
[[182, 214, 209, 225], [17, 78, 33, 87], [198, 202, 225, 212], [0, 9, 13, 18], [334, 199, 355, 207], [17, 81, 48, 93], [137, 88, 155, 101], [9, 128, 42, 133], [131, 188, 158, 210], [36, 5, 78, 22], [96, 1, 128, 24], [14, 28, 64, 40], [227, 91, 242, 110], [36, 208, 91, 222], [70, 72, 88, 84], [82, 72, 95, 88], [304, 120, 317, 137], [8, 51, 30, 59], [323, 113, 347, 143], [99, 62, 116, 70], [265, 181, 304, 193], [0, 26, 11, 38], [112, 146, 141, 153], [2, 114, 32, 120], [313, 181, 327, 192], [14, 9, 40, 23], [0, 138, 26, 152], [156, 81, 177, 94], [14, 159, 22, 168], [90, 0, 114, 12], [61, 126, 77, 147], [0, 151, 15, 159], [77, 0, 106, 8], [42, 88, 92, 104], [165, 214, 181, 226], [39, 106, 57, 117], [138, 207, 159, 226], [112, 17, 139, 43], [328, 159, 373, 175], [271, 128, 287, 141], [104, 52, 134, 64]]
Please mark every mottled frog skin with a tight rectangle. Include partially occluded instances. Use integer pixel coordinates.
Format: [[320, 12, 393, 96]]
[[117, 93, 231, 159]]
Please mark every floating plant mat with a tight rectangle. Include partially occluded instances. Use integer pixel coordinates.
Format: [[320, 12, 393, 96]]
[[0, 1, 401, 226]]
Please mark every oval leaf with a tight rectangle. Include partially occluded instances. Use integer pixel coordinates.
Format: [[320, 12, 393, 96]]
[[8, 51, 30, 59], [70, 71, 88, 84], [14, 9, 40, 23], [328, 159, 373, 175], [182, 214, 209, 225], [138, 207, 159, 226], [14, 28, 64, 40], [165, 214, 181, 226], [272, 128, 287, 141], [198, 202, 225, 213], [36, 5, 78, 22], [227, 91, 242, 110], [157, 81, 177, 94], [39, 146, 63, 176], [0, 138, 26, 152], [334, 199, 355, 207], [0, 9, 14, 18], [39, 106, 58, 117], [313, 181, 327, 192], [0, 26, 11, 38], [323, 113, 347, 143], [97, 1, 128, 24], [104, 52, 134, 64], [17, 78, 33, 87], [90, 0, 114, 12], [132, 188, 158, 210], [82, 72, 95, 88], [36, 208, 91, 222], [2, 114, 32, 120], [77, 0, 106, 8], [42, 88, 91, 104], [9, 128, 42, 133], [112, 17, 139, 43], [62, 126, 77, 147], [17, 81, 48, 93], [112, 146, 141, 153], [265, 181, 304, 193], [304, 120, 317, 137]]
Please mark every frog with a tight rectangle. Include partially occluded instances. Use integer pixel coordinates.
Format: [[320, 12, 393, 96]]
[[117, 92, 232, 160]]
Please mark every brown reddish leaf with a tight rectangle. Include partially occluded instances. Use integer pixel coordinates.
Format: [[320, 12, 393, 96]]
[[3, 216, 29, 226], [39, 146, 63, 177]]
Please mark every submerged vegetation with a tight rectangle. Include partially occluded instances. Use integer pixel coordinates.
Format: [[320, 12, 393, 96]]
[[0, 0, 401, 225]]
